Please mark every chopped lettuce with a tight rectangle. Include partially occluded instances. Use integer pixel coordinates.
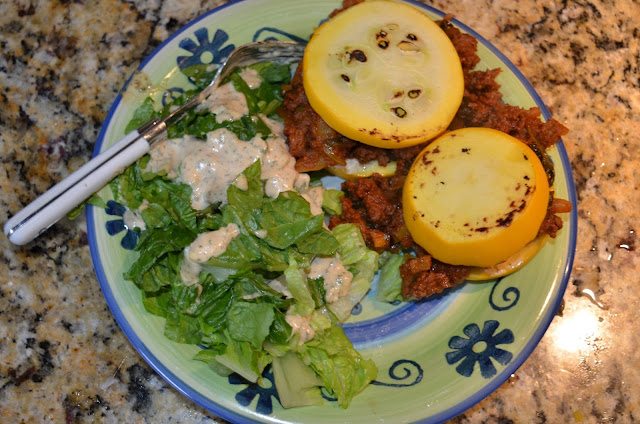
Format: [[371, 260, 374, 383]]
[[124, 96, 160, 134], [321, 189, 344, 216], [67, 193, 107, 220], [227, 301, 275, 349], [300, 327, 377, 408], [377, 252, 407, 302], [331, 223, 370, 266], [260, 192, 328, 250], [328, 223, 380, 322], [214, 330, 272, 383], [272, 351, 323, 408], [284, 258, 315, 317], [181, 63, 218, 90], [114, 62, 384, 410]]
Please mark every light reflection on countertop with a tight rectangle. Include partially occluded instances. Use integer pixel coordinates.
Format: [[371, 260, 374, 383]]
[[550, 304, 603, 353]]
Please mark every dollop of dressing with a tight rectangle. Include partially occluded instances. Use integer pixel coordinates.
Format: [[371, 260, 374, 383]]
[[301, 186, 325, 217], [180, 251, 203, 286], [181, 130, 266, 209], [261, 135, 311, 200], [188, 223, 240, 263], [240, 68, 262, 89], [307, 256, 353, 303], [199, 82, 249, 123], [285, 314, 315, 344], [149, 129, 321, 210]]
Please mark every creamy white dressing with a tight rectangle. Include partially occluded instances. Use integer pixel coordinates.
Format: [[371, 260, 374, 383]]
[[307, 256, 353, 303], [180, 251, 203, 286], [123, 209, 146, 231], [261, 135, 301, 199], [147, 136, 186, 179], [148, 128, 315, 210], [183, 130, 267, 209], [199, 82, 249, 123], [301, 186, 325, 216], [149, 129, 266, 209], [188, 223, 240, 263], [240, 68, 262, 89], [137, 199, 150, 211], [285, 314, 315, 344]]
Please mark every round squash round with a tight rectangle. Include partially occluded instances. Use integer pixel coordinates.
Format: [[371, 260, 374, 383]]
[[403, 127, 550, 267], [302, 0, 464, 148]]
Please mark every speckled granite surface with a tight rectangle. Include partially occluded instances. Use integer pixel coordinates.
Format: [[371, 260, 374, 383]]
[[1, 0, 639, 423]]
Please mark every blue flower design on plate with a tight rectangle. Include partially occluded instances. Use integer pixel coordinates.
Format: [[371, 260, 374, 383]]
[[228, 367, 279, 415], [104, 200, 139, 250], [445, 320, 514, 378], [177, 27, 235, 69]]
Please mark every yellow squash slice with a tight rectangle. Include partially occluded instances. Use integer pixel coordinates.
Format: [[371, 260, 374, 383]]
[[303, 0, 464, 148], [403, 128, 550, 268]]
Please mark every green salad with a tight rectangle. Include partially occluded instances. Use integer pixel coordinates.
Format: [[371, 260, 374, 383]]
[[104, 62, 407, 408]]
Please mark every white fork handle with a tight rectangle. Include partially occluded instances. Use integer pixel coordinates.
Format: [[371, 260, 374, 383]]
[[4, 130, 151, 245]]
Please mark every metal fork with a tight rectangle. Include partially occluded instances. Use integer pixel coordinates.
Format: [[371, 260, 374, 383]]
[[4, 41, 305, 245]]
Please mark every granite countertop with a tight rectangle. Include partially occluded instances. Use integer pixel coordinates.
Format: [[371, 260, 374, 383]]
[[1, 0, 638, 422]]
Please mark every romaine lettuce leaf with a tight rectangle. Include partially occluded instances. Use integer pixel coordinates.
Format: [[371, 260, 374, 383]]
[[296, 228, 339, 256], [284, 258, 315, 317], [259, 191, 325, 249], [272, 351, 323, 408], [328, 249, 379, 323], [124, 224, 196, 282], [300, 326, 377, 408], [164, 300, 202, 344], [227, 301, 275, 349], [332, 223, 369, 266], [325, 224, 380, 322], [181, 63, 218, 90], [214, 330, 272, 383], [142, 288, 171, 317], [124, 97, 160, 134], [187, 279, 234, 331], [322, 189, 344, 216], [377, 252, 406, 303]]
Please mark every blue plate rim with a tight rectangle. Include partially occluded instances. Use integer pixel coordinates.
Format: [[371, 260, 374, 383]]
[[88, 0, 578, 423]]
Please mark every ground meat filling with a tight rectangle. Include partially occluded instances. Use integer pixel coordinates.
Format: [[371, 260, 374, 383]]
[[280, 9, 569, 300]]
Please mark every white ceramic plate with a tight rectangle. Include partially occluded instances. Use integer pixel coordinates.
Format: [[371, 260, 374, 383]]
[[88, 1, 577, 422]]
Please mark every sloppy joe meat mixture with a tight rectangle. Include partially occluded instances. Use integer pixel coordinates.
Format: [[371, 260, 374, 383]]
[[280, 0, 571, 300]]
